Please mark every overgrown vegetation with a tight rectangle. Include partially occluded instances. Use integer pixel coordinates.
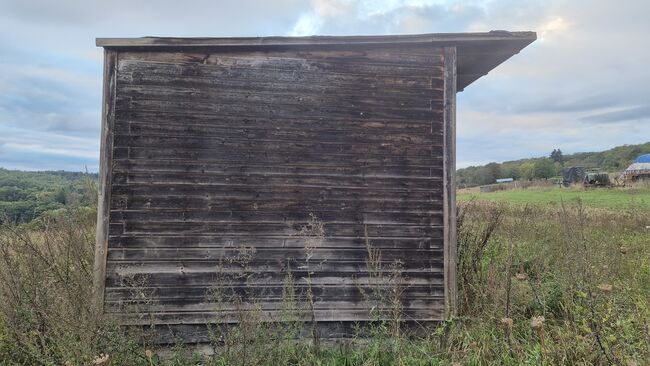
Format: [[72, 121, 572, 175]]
[[457, 141, 650, 187], [0, 169, 97, 223], [0, 185, 648, 364]]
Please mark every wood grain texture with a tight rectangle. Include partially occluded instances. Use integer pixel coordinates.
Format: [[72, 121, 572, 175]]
[[93, 50, 117, 312], [96, 31, 536, 48], [443, 47, 458, 316], [98, 43, 450, 339], [96, 31, 536, 91]]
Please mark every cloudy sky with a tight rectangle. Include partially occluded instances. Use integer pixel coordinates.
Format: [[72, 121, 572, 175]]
[[0, 0, 648, 171]]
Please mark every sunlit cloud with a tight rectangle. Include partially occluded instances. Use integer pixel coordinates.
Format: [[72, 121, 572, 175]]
[[537, 16, 573, 42]]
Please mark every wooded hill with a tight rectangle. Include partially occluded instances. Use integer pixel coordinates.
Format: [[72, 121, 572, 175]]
[[0, 169, 97, 223], [3, 141, 650, 219], [457, 141, 650, 188]]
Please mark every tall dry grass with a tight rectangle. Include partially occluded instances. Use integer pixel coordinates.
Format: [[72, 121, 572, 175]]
[[0, 207, 155, 365], [0, 196, 648, 364]]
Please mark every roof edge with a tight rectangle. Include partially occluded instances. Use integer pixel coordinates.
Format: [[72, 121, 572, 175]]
[[96, 31, 536, 48]]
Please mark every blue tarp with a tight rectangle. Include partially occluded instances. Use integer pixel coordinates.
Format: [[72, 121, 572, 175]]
[[635, 154, 650, 163]]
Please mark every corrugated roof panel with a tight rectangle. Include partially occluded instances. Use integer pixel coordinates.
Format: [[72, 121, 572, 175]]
[[626, 162, 650, 171]]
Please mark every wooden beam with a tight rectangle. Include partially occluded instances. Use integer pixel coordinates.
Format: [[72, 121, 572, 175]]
[[96, 31, 536, 48], [93, 49, 117, 313], [442, 46, 458, 317]]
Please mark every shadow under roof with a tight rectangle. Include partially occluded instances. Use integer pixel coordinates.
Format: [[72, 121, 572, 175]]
[[97, 31, 536, 92]]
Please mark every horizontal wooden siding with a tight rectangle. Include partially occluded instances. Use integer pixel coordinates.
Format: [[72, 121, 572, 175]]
[[103, 45, 446, 336]]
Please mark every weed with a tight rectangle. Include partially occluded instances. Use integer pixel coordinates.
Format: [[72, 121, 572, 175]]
[[0, 197, 649, 365]]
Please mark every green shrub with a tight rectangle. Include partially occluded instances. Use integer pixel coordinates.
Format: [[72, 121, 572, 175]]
[[0, 198, 648, 365]]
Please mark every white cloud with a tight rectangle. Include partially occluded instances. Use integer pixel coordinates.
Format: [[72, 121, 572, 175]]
[[290, 14, 323, 36]]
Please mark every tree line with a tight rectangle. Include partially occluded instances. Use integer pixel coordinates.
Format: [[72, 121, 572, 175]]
[[457, 141, 650, 188], [0, 169, 97, 223]]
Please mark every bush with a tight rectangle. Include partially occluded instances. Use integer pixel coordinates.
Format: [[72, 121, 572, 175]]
[[0, 200, 648, 364]]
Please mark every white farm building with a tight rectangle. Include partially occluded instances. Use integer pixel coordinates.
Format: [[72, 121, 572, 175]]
[[624, 154, 650, 181]]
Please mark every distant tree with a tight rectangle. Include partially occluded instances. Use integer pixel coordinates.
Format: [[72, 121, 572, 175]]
[[485, 162, 502, 183], [550, 149, 564, 165], [0, 169, 97, 223], [534, 158, 557, 179], [54, 187, 67, 205], [520, 162, 536, 180], [502, 164, 521, 180], [455, 141, 650, 188]]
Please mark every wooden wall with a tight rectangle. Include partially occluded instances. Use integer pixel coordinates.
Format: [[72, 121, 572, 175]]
[[95, 44, 455, 342]]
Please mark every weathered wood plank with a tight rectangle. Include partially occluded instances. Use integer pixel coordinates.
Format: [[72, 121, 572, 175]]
[[102, 44, 448, 333], [113, 135, 438, 157], [93, 49, 117, 312], [109, 221, 441, 237], [117, 57, 443, 81], [116, 307, 446, 325], [112, 159, 441, 178], [105, 284, 443, 302], [119, 47, 444, 66], [109, 210, 442, 225], [112, 172, 442, 192], [115, 121, 441, 145], [117, 101, 439, 125], [443, 47, 458, 316], [115, 120, 441, 139], [97, 31, 536, 48], [106, 299, 444, 314], [145, 320, 442, 344], [105, 270, 444, 288], [107, 236, 441, 249], [110, 196, 443, 212], [115, 110, 444, 129], [117, 70, 442, 98], [111, 184, 441, 200], [106, 246, 443, 261], [117, 83, 440, 109], [114, 147, 442, 165], [104, 260, 441, 275]]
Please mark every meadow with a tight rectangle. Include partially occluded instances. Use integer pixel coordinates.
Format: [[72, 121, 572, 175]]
[[459, 184, 650, 210], [0, 186, 648, 365]]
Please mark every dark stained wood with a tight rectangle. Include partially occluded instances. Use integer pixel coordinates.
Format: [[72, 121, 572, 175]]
[[117, 308, 446, 326], [147, 320, 441, 345], [98, 43, 448, 337], [96, 31, 536, 48], [107, 236, 442, 249], [97, 31, 536, 91], [95, 32, 534, 344], [443, 47, 458, 315], [93, 49, 117, 312]]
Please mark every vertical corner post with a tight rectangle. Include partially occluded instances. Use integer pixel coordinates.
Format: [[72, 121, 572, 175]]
[[93, 49, 117, 314], [442, 46, 457, 317]]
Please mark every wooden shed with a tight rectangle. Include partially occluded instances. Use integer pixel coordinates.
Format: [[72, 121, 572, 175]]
[[94, 31, 535, 343]]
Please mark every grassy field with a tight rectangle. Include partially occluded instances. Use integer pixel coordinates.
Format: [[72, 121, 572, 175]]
[[0, 188, 649, 365], [459, 185, 650, 210]]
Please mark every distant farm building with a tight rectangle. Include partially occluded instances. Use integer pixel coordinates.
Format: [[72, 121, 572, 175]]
[[562, 166, 585, 186], [584, 172, 610, 187], [94, 32, 535, 344], [624, 154, 650, 181], [480, 178, 516, 193]]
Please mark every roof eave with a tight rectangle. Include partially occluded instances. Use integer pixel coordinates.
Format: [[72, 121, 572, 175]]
[[96, 31, 536, 92], [96, 31, 536, 48]]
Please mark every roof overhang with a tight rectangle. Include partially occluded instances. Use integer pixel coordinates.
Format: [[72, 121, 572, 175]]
[[97, 31, 536, 92], [626, 163, 650, 171]]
